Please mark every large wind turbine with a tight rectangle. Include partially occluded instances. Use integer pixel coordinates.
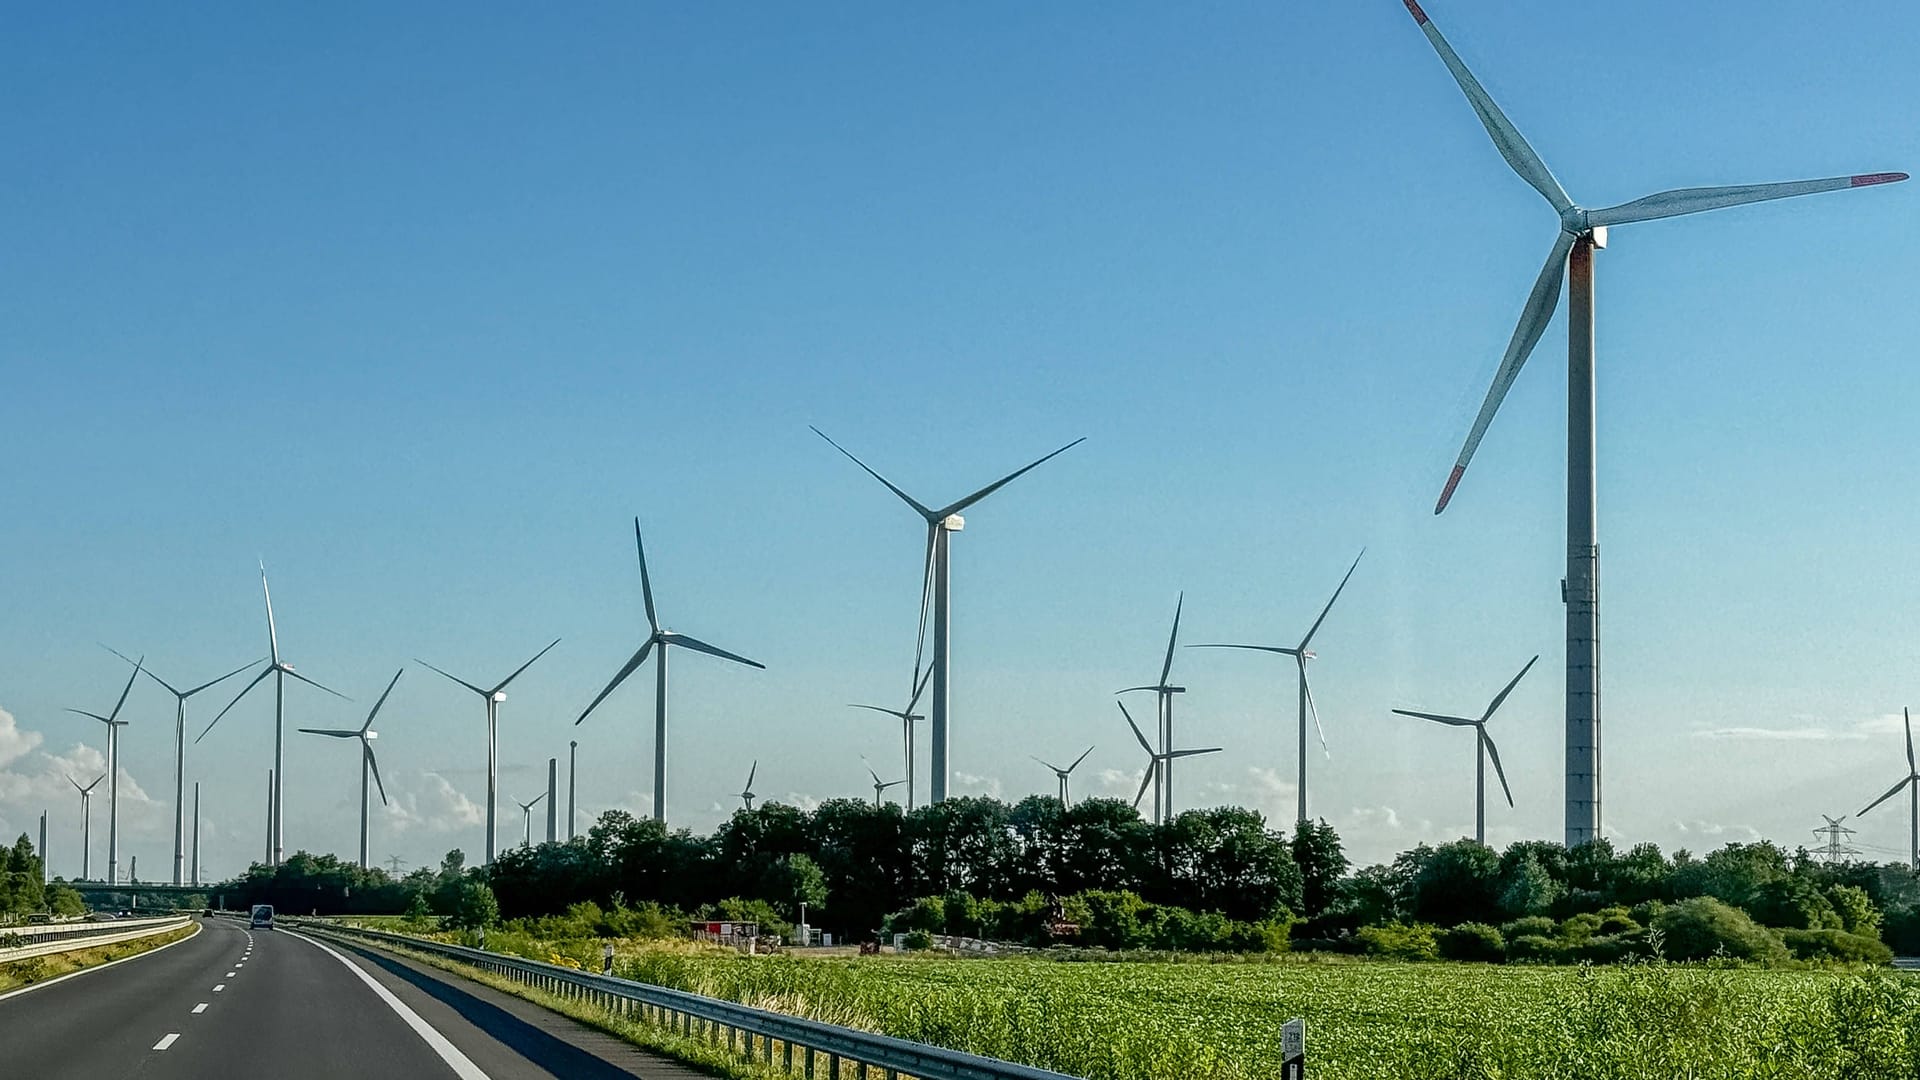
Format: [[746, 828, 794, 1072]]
[[1401, 1, 1906, 849], [106, 647, 256, 886], [298, 668, 402, 870], [1119, 595, 1185, 824], [577, 520, 763, 823], [1032, 747, 1094, 807], [516, 791, 548, 847], [199, 564, 348, 866], [416, 638, 560, 864], [68, 657, 141, 884], [66, 774, 104, 880], [812, 427, 1084, 805], [1191, 550, 1363, 824], [1858, 708, 1919, 871], [1117, 701, 1220, 825], [865, 762, 906, 808], [850, 667, 932, 810], [1392, 655, 1537, 845]]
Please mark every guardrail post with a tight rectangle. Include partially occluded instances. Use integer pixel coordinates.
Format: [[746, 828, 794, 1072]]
[[804, 1047, 815, 1078], [829, 1052, 840, 1079], [1282, 1017, 1306, 1079], [783, 1040, 793, 1072]]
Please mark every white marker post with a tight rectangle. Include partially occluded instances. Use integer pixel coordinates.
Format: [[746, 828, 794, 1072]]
[[602, 942, 614, 975], [1281, 1018, 1305, 1079]]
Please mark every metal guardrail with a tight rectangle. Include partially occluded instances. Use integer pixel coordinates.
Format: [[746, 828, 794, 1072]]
[[0, 915, 194, 962], [297, 920, 1086, 1080]]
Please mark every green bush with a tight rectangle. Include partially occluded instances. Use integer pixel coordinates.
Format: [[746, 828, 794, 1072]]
[[1500, 915, 1556, 940], [444, 881, 499, 930], [1781, 928, 1894, 965], [1355, 922, 1439, 961], [1572, 932, 1644, 964], [1595, 905, 1641, 936], [1652, 896, 1789, 963], [1559, 911, 1604, 943], [1505, 934, 1569, 964], [1438, 922, 1505, 962], [901, 929, 934, 951]]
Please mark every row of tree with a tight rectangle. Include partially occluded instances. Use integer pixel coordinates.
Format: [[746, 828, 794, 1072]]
[[1, 835, 91, 920]]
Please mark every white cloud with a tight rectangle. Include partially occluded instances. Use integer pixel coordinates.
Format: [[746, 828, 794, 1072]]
[[0, 707, 42, 768], [381, 771, 485, 835], [951, 772, 1002, 799], [1692, 726, 1861, 742], [1673, 819, 1764, 843]]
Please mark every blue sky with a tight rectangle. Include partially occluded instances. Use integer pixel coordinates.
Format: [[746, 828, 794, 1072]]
[[3, 1, 1917, 879]]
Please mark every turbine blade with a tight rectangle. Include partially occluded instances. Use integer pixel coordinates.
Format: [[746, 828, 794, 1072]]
[[1032, 755, 1065, 773], [1401, 1, 1572, 213], [1115, 685, 1166, 695], [1133, 762, 1156, 810], [107, 655, 144, 721], [633, 519, 660, 633], [103, 644, 181, 697], [67, 774, 83, 793], [1436, 230, 1574, 514], [199, 665, 273, 743], [85, 774, 104, 793], [1303, 672, 1331, 758], [1859, 775, 1913, 817], [745, 760, 757, 791], [1300, 549, 1365, 650], [1186, 644, 1298, 655], [908, 657, 934, 713], [850, 704, 909, 720], [867, 763, 883, 786], [1586, 173, 1907, 228], [1117, 700, 1153, 754], [665, 633, 765, 670], [1482, 655, 1541, 721], [1166, 747, 1224, 759], [1068, 745, 1095, 773], [935, 437, 1086, 520], [414, 659, 489, 698], [284, 668, 350, 701], [183, 657, 266, 699], [365, 743, 388, 806], [260, 563, 281, 664], [67, 709, 111, 724], [810, 427, 936, 519], [912, 521, 937, 691], [1906, 707, 1914, 774], [1393, 708, 1478, 728], [1159, 593, 1184, 687], [492, 638, 561, 695], [296, 728, 359, 738], [576, 639, 655, 724], [363, 668, 405, 729], [1481, 728, 1515, 808]]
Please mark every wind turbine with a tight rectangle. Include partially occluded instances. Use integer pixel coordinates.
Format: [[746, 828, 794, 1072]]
[[516, 791, 548, 847], [199, 564, 348, 866], [1858, 708, 1919, 871], [849, 667, 932, 809], [416, 638, 561, 864], [1119, 595, 1185, 824], [1117, 701, 1220, 825], [68, 657, 141, 885], [1392, 656, 1537, 845], [738, 761, 758, 811], [1400, 1, 1906, 849], [105, 646, 257, 886], [1190, 550, 1363, 824], [865, 761, 906, 808], [66, 774, 104, 880], [298, 668, 402, 870], [576, 520, 763, 824], [1031, 747, 1094, 807], [812, 427, 1084, 805]]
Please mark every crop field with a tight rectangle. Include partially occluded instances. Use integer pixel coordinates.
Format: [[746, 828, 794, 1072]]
[[453, 931, 1920, 1080]]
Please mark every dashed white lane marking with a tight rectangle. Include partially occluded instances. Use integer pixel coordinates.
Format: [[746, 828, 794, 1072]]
[[213, 984, 226, 992], [153, 1034, 181, 1051], [192, 1003, 208, 1014], [284, 931, 492, 1080], [226, 971, 237, 977]]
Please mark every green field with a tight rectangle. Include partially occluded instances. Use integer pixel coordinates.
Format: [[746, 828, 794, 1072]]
[[450, 930, 1920, 1080]]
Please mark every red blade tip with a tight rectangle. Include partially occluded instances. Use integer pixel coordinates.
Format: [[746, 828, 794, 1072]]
[[1851, 172, 1908, 187], [1434, 464, 1465, 514], [1403, 0, 1430, 24]]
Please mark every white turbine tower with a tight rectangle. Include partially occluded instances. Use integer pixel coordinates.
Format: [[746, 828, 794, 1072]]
[[66, 774, 104, 880], [577, 520, 763, 824], [1392, 656, 1538, 846], [199, 564, 348, 866], [416, 638, 560, 864], [1118, 595, 1185, 824], [106, 647, 256, 887], [1858, 708, 1919, 871], [1032, 747, 1094, 807], [68, 657, 141, 885], [812, 427, 1084, 805], [298, 668, 403, 870], [1190, 550, 1363, 824], [1117, 701, 1220, 826], [1401, 1, 1906, 849], [849, 667, 932, 810], [516, 791, 548, 848]]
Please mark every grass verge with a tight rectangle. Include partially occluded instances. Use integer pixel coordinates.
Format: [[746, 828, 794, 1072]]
[[0, 922, 199, 994]]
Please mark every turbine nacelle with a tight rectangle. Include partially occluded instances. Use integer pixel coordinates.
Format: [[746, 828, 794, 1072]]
[[942, 513, 964, 532]]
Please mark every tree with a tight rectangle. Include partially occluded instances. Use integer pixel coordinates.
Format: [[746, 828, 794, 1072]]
[[447, 881, 499, 929], [1499, 852, 1561, 918], [1291, 819, 1348, 923], [1405, 841, 1501, 927]]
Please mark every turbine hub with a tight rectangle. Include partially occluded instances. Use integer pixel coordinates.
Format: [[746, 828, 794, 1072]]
[[1559, 205, 1589, 233], [492, 691, 508, 703]]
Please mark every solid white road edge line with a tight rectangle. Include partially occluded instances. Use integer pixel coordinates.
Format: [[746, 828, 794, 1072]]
[[284, 931, 492, 1080], [153, 1033, 181, 1050], [0, 921, 203, 1005]]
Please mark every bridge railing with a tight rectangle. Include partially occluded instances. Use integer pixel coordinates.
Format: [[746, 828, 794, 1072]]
[[293, 919, 1087, 1080], [0, 915, 194, 962]]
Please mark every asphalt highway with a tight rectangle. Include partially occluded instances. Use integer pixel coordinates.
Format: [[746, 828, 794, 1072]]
[[0, 916, 703, 1078]]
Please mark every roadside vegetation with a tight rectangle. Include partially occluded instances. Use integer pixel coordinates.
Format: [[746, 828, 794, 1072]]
[[0, 922, 197, 994]]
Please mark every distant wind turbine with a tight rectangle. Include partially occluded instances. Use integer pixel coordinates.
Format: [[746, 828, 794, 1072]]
[[1858, 708, 1919, 871], [865, 761, 906, 808], [299, 668, 403, 870], [68, 656, 142, 885], [577, 520, 763, 824], [1119, 595, 1185, 823], [813, 426, 1084, 805], [516, 790, 548, 848], [1191, 550, 1362, 824], [416, 638, 561, 864], [738, 761, 758, 812], [1031, 747, 1094, 807], [1117, 701, 1219, 825], [1392, 656, 1537, 845], [106, 646, 257, 887], [66, 774, 104, 880], [849, 667, 932, 809], [199, 564, 348, 866], [1401, 0, 1906, 849]]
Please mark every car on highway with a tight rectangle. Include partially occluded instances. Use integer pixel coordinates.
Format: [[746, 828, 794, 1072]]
[[249, 904, 275, 930]]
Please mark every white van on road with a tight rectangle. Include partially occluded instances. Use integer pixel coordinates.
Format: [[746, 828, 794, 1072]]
[[249, 904, 275, 930]]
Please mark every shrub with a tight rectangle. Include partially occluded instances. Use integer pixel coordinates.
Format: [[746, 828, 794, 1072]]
[[1505, 934, 1569, 964], [1500, 916, 1556, 940], [1595, 906, 1641, 936], [1572, 932, 1643, 964], [1651, 896, 1788, 963], [445, 881, 499, 930], [1355, 922, 1439, 961], [1438, 922, 1505, 962], [1781, 928, 1894, 965], [1826, 884, 1882, 938], [1558, 912, 1604, 943], [901, 930, 934, 951]]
